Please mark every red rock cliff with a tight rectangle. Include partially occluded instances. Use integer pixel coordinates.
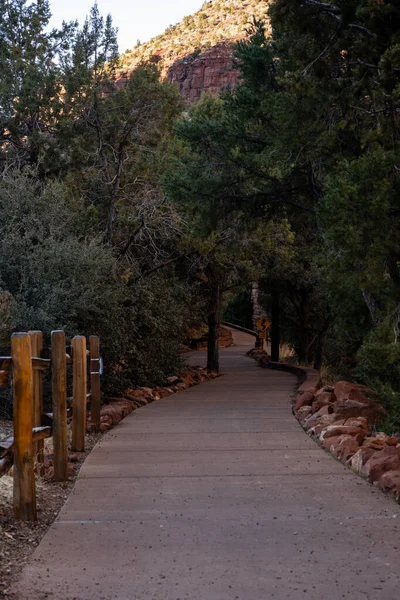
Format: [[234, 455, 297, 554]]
[[167, 43, 240, 104]]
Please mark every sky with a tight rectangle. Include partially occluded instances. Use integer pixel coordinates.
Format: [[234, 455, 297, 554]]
[[49, 0, 205, 53]]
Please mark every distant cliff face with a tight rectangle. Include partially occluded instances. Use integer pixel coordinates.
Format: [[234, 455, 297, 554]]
[[167, 43, 240, 104], [119, 0, 270, 103]]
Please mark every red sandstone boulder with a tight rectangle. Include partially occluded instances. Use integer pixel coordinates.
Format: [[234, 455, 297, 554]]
[[344, 417, 369, 431], [100, 399, 136, 432], [125, 394, 147, 406], [379, 470, 400, 500], [295, 406, 313, 423], [332, 399, 386, 425], [314, 385, 334, 398], [314, 415, 342, 435], [362, 437, 387, 451], [139, 387, 154, 397], [293, 391, 315, 412], [309, 415, 346, 436], [322, 435, 342, 451], [349, 448, 376, 474], [311, 393, 334, 413], [372, 432, 400, 446], [322, 426, 367, 444], [365, 447, 400, 483], [312, 417, 346, 435], [334, 437, 360, 461], [334, 381, 376, 404], [130, 389, 147, 397], [322, 434, 353, 452], [154, 387, 171, 398], [386, 436, 400, 446], [312, 405, 333, 419]]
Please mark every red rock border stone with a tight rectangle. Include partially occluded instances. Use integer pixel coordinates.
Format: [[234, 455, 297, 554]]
[[247, 348, 400, 503]]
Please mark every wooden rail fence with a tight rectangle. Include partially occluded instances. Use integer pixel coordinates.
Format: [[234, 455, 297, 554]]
[[0, 331, 102, 521]]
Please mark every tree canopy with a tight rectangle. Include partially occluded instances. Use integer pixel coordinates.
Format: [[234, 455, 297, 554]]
[[1, 0, 400, 431]]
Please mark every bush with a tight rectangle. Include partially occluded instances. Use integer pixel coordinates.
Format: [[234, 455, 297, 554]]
[[0, 172, 193, 413], [354, 321, 400, 435]]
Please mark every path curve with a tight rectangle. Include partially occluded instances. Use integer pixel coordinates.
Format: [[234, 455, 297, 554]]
[[13, 330, 400, 599]]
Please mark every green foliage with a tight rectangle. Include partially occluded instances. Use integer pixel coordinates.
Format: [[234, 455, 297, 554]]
[[223, 290, 253, 330], [0, 171, 192, 391], [0, 0, 75, 170], [4, 0, 400, 432], [0, 3, 195, 401], [355, 322, 400, 434]]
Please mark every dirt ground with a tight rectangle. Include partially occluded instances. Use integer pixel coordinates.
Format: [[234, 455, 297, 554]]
[[0, 421, 101, 598]]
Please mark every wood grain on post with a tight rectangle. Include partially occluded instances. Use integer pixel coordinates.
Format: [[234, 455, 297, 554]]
[[28, 331, 44, 476], [72, 336, 87, 452], [51, 330, 68, 481], [89, 336, 101, 433], [11, 333, 37, 521]]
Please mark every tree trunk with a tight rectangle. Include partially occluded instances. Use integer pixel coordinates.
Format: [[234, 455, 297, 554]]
[[251, 281, 263, 330], [313, 316, 330, 371], [207, 274, 221, 373], [298, 293, 309, 364], [270, 292, 280, 362]]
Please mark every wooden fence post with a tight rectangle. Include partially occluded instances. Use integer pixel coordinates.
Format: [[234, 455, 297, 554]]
[[71, 336, 87, 452], [89, 336, 101, 433], [52, 330, 68, 481], [28, 330, 44, 476], [11, 332, 37, 521]]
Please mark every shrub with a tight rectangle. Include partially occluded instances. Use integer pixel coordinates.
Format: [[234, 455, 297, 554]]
[[0, 172, 193, 414]]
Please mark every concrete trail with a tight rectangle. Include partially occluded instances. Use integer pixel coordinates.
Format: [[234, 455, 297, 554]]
[[13, 330, 400, 600]]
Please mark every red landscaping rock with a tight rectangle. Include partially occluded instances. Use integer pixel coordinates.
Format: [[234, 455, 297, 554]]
[[386, 436, 400, 446], [365, 447, 400, 483], [322, 426, 367, 444], [322, 434, 353, 452], [293, 391, 315, 412], [314, 385, 334, 398], [304, 407, 336, 432], [154, 387, 171, 398], [349, 448, 376, 474], [129, 389, 147, 397], [362, 437, 387, 451], [100, 399, 136, 432], [311, 393, 334, 413], [334, 437, 360, 461], [371, 432, 400, 446], [295, 406, 313, 423], [344, 417, 369, 431], [125, 394, 147, 406], [315, 405, 333, 416], [332, 399, 386, 425], [313, 417, 347, 436], [314, 416, 340, 435], [139, 387, 154, 397], [334, 380, 376, 404], [379, 470, 400, 500], [322, 435, 342, 451]]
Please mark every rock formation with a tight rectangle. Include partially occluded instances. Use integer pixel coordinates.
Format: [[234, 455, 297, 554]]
[[119, 0, 270, 103], [168, 42, 240, 104]]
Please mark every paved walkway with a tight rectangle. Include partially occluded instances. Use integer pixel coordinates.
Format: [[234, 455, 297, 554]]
[[14, 331, 400, 599]]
